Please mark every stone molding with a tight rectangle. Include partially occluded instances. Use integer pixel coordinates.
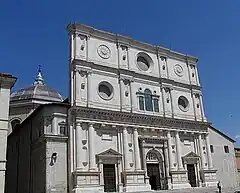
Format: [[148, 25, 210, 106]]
[[72, 59, 201, 91], [67, 23, 198, 64], [72, 107, 209, 131]]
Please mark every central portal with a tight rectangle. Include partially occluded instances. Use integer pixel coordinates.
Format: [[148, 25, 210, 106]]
[[103, 164, 116, 192], [147, 163, 161, 190]]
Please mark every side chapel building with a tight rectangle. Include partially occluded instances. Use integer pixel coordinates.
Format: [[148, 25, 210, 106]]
[[5, 23, 239, 193]]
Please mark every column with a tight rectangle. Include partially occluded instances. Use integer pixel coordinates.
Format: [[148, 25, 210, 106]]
[[129, 80, 134, 112], [76, 122, 82, 170], [175, 131, 183, 170], [160, 87, 165, 117], [167, 131, 174, 170], [123, 127, 130, 170], [75, 70, 80, 102], [191, 93, 197, 120], [88, 124, 96, 170], [164, 142, 170, 177], [120, 78, 125, 110], [169, 88, 174, 118], [51, 116, 57, 135], [186, 63, 192, 85], [199, 94, 205, 121], [198, 134, 205, 169], [133, 128, 141, 170], [205, 134, 213, 169], [87, 71, 92, 107], [194, 66, 200, 86]]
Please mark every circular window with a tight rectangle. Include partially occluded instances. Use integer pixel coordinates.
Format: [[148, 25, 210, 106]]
[[178, 96, 189, 112], [136, 52, 153, 71], [98, 81, 114, 100]]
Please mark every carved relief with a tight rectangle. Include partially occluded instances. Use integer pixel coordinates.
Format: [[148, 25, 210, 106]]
[[174, 64, 184, 77], [97, 45, 111, 59]]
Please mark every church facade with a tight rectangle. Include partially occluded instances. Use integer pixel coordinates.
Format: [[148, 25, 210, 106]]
[[5, 23, 239, 193], [67, 23, 217, 192]]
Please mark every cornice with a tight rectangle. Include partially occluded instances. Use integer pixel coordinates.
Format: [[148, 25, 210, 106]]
[[67, 23, 198, 65], [71, 107, 209, 131]]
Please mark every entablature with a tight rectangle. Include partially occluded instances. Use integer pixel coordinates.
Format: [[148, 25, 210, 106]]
[[71, 107, 209, 132]]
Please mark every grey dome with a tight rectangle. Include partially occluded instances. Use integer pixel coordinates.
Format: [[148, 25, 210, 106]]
[[10, 84, 64, 102], [10, 66, 64, 103]]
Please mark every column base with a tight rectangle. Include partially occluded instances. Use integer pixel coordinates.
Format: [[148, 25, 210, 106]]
[[123, 170, 151, 192], [72, 170, 101, 192], [200, 168, 218, 188], [167, 176, 173, 190], [170, 170, 191, 189], [72, 186, 103, 193]]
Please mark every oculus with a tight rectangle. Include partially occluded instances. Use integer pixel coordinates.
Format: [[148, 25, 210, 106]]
[[136, 52, 153, 71], [178, 96, 189, 112], [174, 64, 184, 77], [97, 45, 111, 59], [98, 81, 114, 100]]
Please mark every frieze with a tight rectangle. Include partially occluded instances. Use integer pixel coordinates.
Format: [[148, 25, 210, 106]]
[[71, 107, 209, 131]]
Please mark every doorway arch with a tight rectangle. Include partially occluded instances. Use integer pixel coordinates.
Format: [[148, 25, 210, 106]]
[[146, 149, 165, 190]]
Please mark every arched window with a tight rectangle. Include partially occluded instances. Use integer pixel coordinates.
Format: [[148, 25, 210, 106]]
[[11, 119, 21, 131], [144, 89, 153, 111]]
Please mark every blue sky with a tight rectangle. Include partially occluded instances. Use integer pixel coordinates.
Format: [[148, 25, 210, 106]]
[[1, 0, 240, 145]]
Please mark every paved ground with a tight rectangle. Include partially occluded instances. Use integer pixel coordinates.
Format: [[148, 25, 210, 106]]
[[133, 187, 240, 193]]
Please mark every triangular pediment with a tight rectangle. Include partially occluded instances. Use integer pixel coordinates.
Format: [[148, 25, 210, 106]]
[[183, 151, 199, 158], [97, 148, 122, 157]]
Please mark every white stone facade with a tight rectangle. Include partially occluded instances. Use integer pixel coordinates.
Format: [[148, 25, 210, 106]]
[[0, 73, 16, 193], [5, 23, 240, 193], [66, 23, 218, 192]]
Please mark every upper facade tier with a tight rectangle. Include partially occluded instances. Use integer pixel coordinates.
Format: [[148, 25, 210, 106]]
[[67, 23, 206, 122], [67, 23, 200, 87]]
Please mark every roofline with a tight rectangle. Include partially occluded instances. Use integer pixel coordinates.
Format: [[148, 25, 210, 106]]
[[209, 125, 236, 143], [0, 73, 17, 89], [8, 101, 70, 138], [235, 147, 240, 151], [66, 23, 198, 64]]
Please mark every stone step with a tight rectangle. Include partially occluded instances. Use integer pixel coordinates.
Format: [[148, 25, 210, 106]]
[[131, 187, 240, 193]]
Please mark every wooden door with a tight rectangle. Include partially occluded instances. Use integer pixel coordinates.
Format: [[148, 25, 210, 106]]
[[187, 164, 197, 187], [103, 164, 116, 192]]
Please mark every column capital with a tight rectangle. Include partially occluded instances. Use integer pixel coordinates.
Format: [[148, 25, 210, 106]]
[[88, 123, 94, 127], [76, 122, 82, 126]]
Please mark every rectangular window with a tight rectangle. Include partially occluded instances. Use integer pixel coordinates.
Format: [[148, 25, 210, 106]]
[[224, 145, 229, 153], [153, 98, 159, 112], [60, 126, 66, 135], [210, 145, 214, 153], [139, 96, 144, 110]]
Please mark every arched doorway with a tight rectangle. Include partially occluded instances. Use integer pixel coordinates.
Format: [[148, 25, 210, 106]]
[[146, 149, 165, 190]]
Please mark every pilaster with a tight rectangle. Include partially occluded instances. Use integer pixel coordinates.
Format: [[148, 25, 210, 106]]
[[122, 127, 130, 170], [88, 123, 96, 170], [133, 128, 141, 171], [175, 131, 183, 170]]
